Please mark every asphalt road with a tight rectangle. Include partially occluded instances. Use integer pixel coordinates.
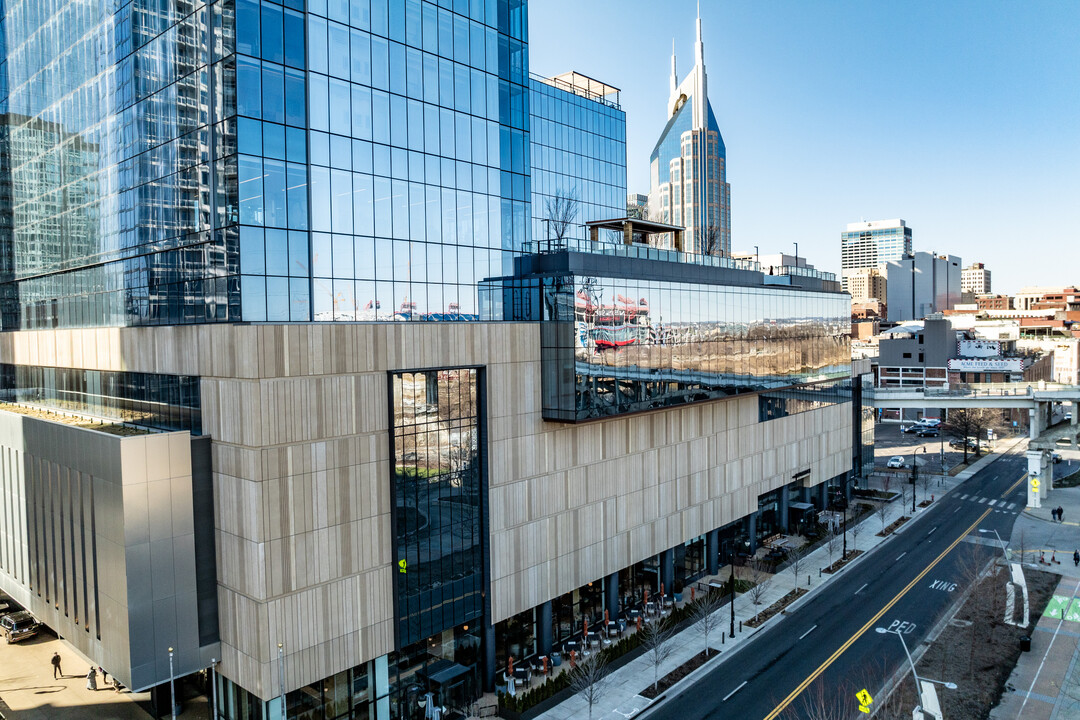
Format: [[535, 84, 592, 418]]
[[644, 447, 1031, 720]]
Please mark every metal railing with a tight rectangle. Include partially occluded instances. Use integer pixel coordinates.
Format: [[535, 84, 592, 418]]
[[525, 237, 760, 272]]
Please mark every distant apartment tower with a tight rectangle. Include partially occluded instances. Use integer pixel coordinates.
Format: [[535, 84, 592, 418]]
[[886, 252, 962, 321], [840, 219, 912, 293], [961, 263, 992, 295], [648, 12, 731, 255], [627, 192, 649, 219], [847, 269, 887, 302]]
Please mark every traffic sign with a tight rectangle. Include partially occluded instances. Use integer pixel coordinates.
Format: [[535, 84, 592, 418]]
[[856, 688, 873, 712], [1031, 478, 1041, 491]]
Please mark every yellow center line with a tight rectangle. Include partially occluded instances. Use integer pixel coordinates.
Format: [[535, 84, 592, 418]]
[[1001, 473, 1027, 498], [762, 507, 994, 720]]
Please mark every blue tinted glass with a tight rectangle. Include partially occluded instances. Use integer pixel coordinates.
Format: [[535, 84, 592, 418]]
[[289, 231, 309, 277], [310, 131, 330, 166], [287, 164, 309, 231], [352, 85, 373, 140], [262, 3, 284, 63], [264, 160, 287, 227], [287, 127, 307, 163], [237, 57, 263, 118], [285, 68, 306, 126], [241, 276, 267, 321], [237, 0, 261, 56], [238, 117, 263, 155], [266, 229, 289, 275], [311, 166, 332, 232], [290, 279, 311, 321], [284, 9, 306, 68], [328, 21, 350, 78], [263, 122, 286, 159], [240, 226, 266, 275], [312, 233, 332, 276], [308, 16, 328, 74], [238, 156, 264, 224], [262, 64, 285, 123], [351, 30, 372, 84], [267, 277, 291, 321]]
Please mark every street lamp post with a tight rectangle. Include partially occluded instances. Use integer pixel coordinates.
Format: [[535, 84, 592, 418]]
[[729, 549, 736, 638], [168, 647, 177, 720], [978, 528, 1008, 558], [279, 643, 286, 720], [842, 500, 848, 560], [209, 658, 218, 720], [875, 627, 957, 719], [910, 451, 918, 514]]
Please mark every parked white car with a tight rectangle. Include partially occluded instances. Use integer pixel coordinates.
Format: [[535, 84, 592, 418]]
[[887, 456, 905, 468]]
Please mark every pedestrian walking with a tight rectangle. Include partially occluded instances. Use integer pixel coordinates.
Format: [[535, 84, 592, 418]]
[[86, 666, 98, 691], [1061, 507, 1066, 522], [1073, 549, 1078, 567], [98, 667, 107, 685], [51, 652, 62, 679]]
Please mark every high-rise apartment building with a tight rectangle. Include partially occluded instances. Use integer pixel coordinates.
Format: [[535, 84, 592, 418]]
[[626, 192, 649, 219], [840, 219, 912, 293], [961, 263, 992, 295], [647, 13, 731, 255], [0, 3, 867, 719], [886, 252, 962, 321]]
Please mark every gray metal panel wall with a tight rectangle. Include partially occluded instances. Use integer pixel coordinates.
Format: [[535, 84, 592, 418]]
[[0, 411, 219, 690]]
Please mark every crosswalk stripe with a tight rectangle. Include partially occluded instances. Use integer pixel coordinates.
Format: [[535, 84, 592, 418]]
[[960, 494, 969, 500], [979, 498, 988, 504], [1008, 503, 1016, 510], [988, 500, 997, 507]]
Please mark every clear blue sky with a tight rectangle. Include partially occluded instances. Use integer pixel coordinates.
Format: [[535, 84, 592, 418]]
[[528, 0, 1080, 294]]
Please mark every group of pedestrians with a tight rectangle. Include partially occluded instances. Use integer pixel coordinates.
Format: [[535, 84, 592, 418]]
[[51, 651, 118, 692], [1052, 505, 1067, 522]]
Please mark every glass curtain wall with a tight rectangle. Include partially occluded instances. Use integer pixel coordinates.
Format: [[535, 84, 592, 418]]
[[526, 275, 851, 420], [237, 0, 531, 323], [0, 0, 240, 329], [390, 368, 486, 717], [528, 77, 625, 248]]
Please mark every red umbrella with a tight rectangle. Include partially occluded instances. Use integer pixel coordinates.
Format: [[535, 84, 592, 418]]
[[691, 587, 695, 602], [644, 589, 649, 606], [508, 656, 513, 677], [604, 609, 610, 625], [583, 617, 588, 639], [636, 616, 642, 631], [660, 582, 665, 598]]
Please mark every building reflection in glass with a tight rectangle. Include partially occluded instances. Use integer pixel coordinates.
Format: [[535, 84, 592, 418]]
[[492, 274, 851, 420], [390, 369, 485, 716]]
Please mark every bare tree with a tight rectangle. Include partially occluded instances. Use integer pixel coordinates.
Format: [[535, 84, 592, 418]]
[[876, 498, 891, 533], [745, 558, 773, 622], [849, 514, 862, 553], [919, 466, 934, 504], [691, 590, 725, 658], [786, 544, 808, 588], [825, 523, 840, 569], [568, 651, 610, 720], [702, 224, 724, 257], [955, 542, 993, 678], [641, 619, 676, 693], [545, 188, 580, 246]]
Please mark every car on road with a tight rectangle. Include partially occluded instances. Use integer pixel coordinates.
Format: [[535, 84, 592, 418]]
[[921, 418, 942, 427], [0, 611, 40, 643], [887, 456, 905, 468], [900, 424, 921, 434], [915, 427, 939, 437], [950, 438, 979, 450]]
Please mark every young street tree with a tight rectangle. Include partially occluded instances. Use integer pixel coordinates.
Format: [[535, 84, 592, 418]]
[[544, 188, 579, 247], [691, 590, 725, 658], [786, 544, 808, 588], [641, 619, 676, 693], [568, 651, 610, 720], [745, 558, 773, 622], [943, 409, 978, 463]]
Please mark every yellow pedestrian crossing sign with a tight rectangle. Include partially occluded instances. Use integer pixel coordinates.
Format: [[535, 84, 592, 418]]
[[856, 688, 873, 712], [398, 559, 408, 574], [1031, 478, 1040, 490]]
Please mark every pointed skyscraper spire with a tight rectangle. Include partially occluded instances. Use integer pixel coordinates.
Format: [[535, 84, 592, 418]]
[[670, 38, 678, 96], [695, 2, 705, 68]]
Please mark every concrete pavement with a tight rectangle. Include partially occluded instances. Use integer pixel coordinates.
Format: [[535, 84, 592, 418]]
[[0, 629, 210, 720]]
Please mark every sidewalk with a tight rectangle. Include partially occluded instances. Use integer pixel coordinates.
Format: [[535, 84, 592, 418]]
[[991, 447, 1080, 719], [536, 438, 1027, 720], [0, 631, 210, 720]]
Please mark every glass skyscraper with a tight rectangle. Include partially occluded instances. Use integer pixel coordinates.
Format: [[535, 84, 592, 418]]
[[647, 13, 730, 256]]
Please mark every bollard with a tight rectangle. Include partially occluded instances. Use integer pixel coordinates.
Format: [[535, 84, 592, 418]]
[[819, 568, 822, 578], [739, 620, 742, 633], [721, 633, 725, 645], [931, 495, 934, 503], [807, 574, 811, 587]]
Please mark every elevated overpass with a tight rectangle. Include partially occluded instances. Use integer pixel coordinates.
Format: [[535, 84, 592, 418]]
[[869, 382, 1080, 508]]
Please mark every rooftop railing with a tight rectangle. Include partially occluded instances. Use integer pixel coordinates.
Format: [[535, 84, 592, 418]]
[[525, 237, 761, 272]]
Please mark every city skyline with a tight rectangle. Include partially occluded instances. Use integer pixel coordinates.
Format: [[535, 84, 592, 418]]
[[529, 0, 1080, 294]]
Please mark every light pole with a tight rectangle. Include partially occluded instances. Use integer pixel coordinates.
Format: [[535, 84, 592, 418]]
[[278, 643, 286, 720], [875, 627, 957, 719], [209, 658, 218, 720], [842, 498, 848, 560], [729, 548, 736, 638], [978, 528, 1008, 558], [910, 450, 918, 514], [168, 647, 177, 720]]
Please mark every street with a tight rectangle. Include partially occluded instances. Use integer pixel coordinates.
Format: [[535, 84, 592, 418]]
[[644, 446, 1030, 719]]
